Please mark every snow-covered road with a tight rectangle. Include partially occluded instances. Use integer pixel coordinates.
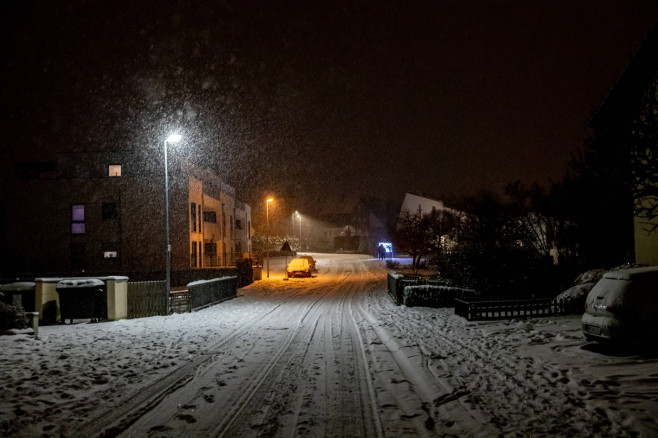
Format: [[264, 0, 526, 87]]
[[1, 253, 657, 437]]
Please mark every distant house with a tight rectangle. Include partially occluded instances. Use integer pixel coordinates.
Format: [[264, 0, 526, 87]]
[[589, 26, 658, 266], [0, 150, 251, 283], [311, 194, 394, 255], [398, 192, 461, 252], [398, 192, 461, 223], [399, 192, 445, 218]]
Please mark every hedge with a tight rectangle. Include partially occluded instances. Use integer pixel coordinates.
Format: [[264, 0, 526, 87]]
[[403, 285, 476, 308]]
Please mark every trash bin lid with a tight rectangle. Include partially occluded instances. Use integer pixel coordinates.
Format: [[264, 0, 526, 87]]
[[0, 281, 36, 292], [56, 279, 105, 289]]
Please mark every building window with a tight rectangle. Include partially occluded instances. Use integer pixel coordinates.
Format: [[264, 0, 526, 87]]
[[235, 219, 242, 230], [102, 202, 118, 220], [222, 212, 226, 238], [203, 210, 217, 223], [204, 242, 216, 255], [191, 241, 198, 267], [198, 205, 202, 234], [230, 215, 234, 238], [104, 251, 118, 258], [71, 204, 85, 234], [191, 203, 197, 232], [108, 164, 122, 177]]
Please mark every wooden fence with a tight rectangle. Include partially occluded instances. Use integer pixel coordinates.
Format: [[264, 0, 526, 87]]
[[127, 277, 238, 318], [127, 280, 167, 319]]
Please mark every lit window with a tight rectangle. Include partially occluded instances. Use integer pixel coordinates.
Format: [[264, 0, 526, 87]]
[[104, 251, 118, 258], [72, 204, 85, 234], [108, 164, 122, 177]]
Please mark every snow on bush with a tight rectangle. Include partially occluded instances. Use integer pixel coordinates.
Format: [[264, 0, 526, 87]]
[[555, 267, 605, 314], [556, 264, 649, 314], [573, 264, 646, 286], [573, 269, 607, 285], [0, 301, 27, 330], [554, 283, 594, 314], [403, 285, 475, 308]]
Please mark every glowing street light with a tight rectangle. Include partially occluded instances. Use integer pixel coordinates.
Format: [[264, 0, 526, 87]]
[[164, 133, 182, 314], [266, 197, 274, 278]]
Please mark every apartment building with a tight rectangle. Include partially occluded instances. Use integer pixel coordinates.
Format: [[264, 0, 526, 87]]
[[0, 150, 251, 280]]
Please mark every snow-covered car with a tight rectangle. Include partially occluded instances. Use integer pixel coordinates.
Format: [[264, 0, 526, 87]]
[[298, 255, 316, 271], [287, 258, 312, 278], [581, 266, 658, 344]]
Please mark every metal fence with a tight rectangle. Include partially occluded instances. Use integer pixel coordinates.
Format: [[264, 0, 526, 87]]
[[127, 280, 167, 319], [387, 273, 419, 305], [170, 290, 191, 313], [188, 276, 238, 311], [454, 297, 569, 321]]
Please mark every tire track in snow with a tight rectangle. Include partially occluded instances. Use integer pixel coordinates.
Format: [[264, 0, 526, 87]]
[[345, 260, 496, 437], [74, 293, 318, 437], [215, 258, 384, 437], [112, 257, 370, 437], [212, 275, 349, 436]]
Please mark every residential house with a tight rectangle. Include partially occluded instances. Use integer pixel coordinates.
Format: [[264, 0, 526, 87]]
[[589, 26, 658, 266]]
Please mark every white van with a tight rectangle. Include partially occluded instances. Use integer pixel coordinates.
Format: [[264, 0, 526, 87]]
[[582, 266, 658, 344]]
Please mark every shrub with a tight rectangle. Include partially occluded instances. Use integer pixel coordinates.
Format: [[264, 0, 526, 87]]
[[554, 283, 593, 314], [437, 246, 556, 297], [553, 264, 648, 315], [573, 269, 607, 285], [385, 260, 400, 269], [403, 285, 476, 308], [0, 301, 27, 330]]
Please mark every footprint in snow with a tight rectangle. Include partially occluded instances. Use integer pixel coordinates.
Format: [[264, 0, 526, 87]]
[[176, 413, 197, 423]]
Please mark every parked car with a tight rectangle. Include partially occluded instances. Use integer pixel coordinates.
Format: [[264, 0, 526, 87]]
[[287, 258, 313, 278], [582, 266, 658, 344], [298, 255, 316, 271]]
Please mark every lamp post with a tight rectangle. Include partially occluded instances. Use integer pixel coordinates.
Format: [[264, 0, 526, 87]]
[[266, 197, 273, 278], [295, 211, 302, 250], [164, 133, 182, 314]]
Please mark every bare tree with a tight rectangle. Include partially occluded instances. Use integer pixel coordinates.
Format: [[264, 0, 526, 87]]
[[629, 75, 658, 233], [395, 208, 456, 274], [505, 181, 579, 264]]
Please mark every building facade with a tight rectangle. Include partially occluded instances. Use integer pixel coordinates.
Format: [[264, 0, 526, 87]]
[[0, 150, 251, 280], [589, 26, 658, 266]]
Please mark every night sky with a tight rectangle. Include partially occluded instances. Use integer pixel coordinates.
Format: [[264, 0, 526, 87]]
[[2, 1, 657, 218]]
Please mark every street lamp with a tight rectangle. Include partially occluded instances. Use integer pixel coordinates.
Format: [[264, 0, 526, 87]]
[[266, 197, 274, 278], [164, 133, 182, 314], [295, 211, 302, 250]]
